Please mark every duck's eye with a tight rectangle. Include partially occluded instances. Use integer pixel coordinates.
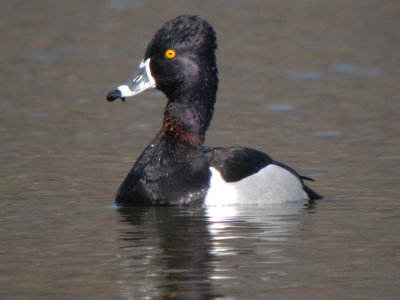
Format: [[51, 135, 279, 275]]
[[164, 49, 176, 59]]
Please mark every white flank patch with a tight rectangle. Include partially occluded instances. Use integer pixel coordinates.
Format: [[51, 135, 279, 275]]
[[205, 165, 308, 206]]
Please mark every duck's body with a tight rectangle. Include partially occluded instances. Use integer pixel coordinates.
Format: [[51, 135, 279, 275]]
[[107, 15, 321, 206]]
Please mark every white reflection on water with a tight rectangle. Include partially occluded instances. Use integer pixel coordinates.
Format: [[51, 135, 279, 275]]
[[206, 202, 309, 257]]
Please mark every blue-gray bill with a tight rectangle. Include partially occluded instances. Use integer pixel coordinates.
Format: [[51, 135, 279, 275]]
[[107, 58, 155, 102]]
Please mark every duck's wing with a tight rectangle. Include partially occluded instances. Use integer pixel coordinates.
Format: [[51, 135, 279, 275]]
[[202, 146, 322, 200], [202, 146, 275, 182]]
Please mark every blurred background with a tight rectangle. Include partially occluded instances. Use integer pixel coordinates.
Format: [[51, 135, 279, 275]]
[[1, 0, 399, 299]]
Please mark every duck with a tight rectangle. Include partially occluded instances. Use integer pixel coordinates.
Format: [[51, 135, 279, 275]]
[[106, 15, 322, 206]]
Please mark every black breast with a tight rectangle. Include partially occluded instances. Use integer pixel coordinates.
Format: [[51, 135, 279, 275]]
[[116, 134, 211, 206]]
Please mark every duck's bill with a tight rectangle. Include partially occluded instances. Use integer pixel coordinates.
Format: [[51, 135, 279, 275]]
[[107, 58, 156, 102]]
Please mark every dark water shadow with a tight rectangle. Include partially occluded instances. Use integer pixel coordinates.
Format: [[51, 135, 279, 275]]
[[117, 206, 222, 299]]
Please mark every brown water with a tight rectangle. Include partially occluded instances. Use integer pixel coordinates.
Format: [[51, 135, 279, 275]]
[[1, 0, 400, 299]]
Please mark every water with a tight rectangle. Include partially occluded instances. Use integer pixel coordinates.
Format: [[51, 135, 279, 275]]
[[1, 0, 400, 299]]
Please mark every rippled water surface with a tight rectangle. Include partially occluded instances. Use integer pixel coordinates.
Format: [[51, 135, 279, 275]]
[[1, 0, 400, 299]]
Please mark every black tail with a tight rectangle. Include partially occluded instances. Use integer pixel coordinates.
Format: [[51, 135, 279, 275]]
[[303, 185, 323, 200]]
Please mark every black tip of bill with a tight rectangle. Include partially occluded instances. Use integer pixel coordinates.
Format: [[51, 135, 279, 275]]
[[107, 89, 125, 102]]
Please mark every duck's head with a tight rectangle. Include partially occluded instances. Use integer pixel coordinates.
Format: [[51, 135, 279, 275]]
[[107, 15, 218, 102]]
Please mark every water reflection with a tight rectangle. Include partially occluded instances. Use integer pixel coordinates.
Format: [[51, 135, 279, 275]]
[[116, 202, 315, 298], [117, 207, 218, 299]]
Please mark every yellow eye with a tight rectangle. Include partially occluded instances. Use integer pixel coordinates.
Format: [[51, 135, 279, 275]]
[[165, 49, 176, 59]]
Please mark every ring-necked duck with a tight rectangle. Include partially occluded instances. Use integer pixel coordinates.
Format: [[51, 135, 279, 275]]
[[107, 15, 322, 206]]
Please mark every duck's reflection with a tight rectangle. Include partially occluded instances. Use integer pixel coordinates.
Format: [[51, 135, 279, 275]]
[[116, 202, 316, 299], [117, 206, 219, 299]]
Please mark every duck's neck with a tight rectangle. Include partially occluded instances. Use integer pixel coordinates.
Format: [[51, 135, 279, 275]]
[[161, 76, 217, 148]]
